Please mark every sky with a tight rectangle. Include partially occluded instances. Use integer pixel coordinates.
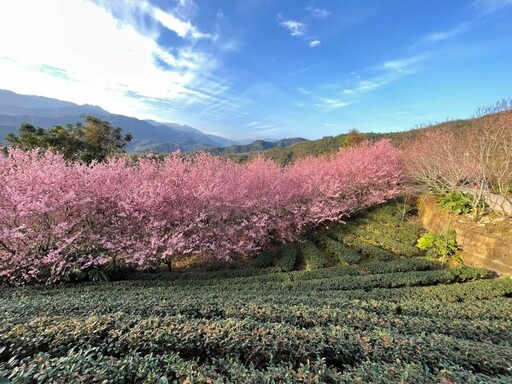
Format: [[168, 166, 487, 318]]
[[0, 0, 511, 141]]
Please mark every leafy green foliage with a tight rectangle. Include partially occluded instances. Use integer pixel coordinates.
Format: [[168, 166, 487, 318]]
[[439, 191, 474, 214], [251, 250, 274, 269], [297, 203, 425, 268], [316, 234, 363, 265], [417, 230, 459, 260], [300, 241, 329, 270], [207, 138, 307, 156], [342, 128, 367, 148], [492, 182, 512, 196], [275, 244, 297, 272], [5, 116, 132, 163]]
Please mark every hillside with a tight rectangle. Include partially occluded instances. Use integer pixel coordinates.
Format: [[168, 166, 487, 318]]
[[1, 203, 510, 382], [223, 115, 486, 165], [206, 137, 308, 155]]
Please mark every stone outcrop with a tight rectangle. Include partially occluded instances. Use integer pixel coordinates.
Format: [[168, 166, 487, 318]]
[[418, 195, 512, 275]]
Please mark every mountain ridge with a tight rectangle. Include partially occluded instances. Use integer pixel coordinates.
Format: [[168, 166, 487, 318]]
[[0, 89, 241, 152]]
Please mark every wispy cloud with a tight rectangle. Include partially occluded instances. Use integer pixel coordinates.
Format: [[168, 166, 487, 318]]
[[37, 64, 72, 80], [309, 40, 321, 48], [305, 6, 331, 18], [315, 98, 351, 112], [382, 55, 425, 73], [341, 54, 426, 95], [472, 0, 512, 14], [343, 80, 385, 95], [422, 24, 469, 43], [279, 19, 307, 37]]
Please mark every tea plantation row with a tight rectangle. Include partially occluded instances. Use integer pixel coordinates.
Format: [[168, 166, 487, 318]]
[[1, 257, 511, 383]]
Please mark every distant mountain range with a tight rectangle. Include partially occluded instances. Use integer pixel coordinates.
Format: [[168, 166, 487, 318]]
[[0, 89, 303, 153]]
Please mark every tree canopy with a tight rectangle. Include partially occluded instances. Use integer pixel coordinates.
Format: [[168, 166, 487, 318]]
[[342, 129, 367, 148], [5, 116, 132, 163]]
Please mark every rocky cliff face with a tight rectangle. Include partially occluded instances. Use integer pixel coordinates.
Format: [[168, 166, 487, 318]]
[[419, 195, 512, 275]]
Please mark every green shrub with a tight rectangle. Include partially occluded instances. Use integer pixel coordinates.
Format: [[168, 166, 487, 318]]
[[0, 258, 508, 382], [276, 244, 297, 272], [301, 241, 328, 270], [342, 224, 420, 257], [316, 235, 363, 265], [439, 191, 474, 214], [337, 234, 395, 261], [252, 250, 274, 268], [491, 182, 512, 196], [417, 229, 459, 261]]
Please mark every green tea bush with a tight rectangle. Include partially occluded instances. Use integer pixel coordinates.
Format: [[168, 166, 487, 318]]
[[1, 260, 509, 383], [339, 235, 395, 261], [344, 225, 420, 257], [300, 241, 328, 270], [316, 234, 363, 265], [252, 250, 274, 268], [275, 244, 297, 272]]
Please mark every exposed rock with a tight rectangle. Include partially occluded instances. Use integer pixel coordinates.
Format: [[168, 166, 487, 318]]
[[419, 195, 512, 275]]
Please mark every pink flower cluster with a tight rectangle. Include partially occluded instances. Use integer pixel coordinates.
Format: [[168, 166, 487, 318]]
[[0, 140, 403, 284]]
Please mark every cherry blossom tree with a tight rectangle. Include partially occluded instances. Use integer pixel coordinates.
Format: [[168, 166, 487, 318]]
[[0, 140, 403, 284]]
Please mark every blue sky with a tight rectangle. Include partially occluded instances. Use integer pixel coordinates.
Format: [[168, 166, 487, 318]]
[[0, 0, 511, 140]]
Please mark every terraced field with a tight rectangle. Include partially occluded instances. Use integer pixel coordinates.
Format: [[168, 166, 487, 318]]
[[1, 205, 511, 383]]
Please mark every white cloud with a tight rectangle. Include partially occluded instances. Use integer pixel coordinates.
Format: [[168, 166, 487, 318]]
[[280, 20, 307, 37], [151, 6, 215, 40], [309, 40, 321, 48], [305, 6, 331, 18], [0, 0, 222, 120], [316, 98, 351, 111]]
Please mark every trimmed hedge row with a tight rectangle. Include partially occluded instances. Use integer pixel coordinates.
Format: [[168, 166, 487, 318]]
[[330, 232, 396, 261], [2, 348, 509, 384], [315, 234, 363, 265], [1, 252, 510, 382]]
